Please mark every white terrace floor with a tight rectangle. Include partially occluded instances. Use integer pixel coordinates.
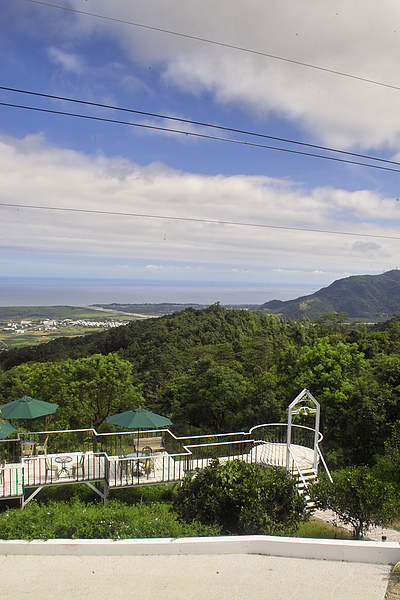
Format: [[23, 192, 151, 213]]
[[0, 442, 315, 501], [0, 553, 390, 600]]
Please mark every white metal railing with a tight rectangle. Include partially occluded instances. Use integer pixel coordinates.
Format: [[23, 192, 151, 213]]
[[249, 423, 322, 449], [287, 447, 309, 488], [0, 422, 331, 501], [0, 463, 24, 499], [317, 445, 333, 482], [6, 423, 322, 456]]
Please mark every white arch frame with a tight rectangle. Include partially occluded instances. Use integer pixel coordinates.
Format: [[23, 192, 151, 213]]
[[286, 388, 320, 473]]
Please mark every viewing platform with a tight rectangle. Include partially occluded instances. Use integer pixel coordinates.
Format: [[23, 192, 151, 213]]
[[0, 389, 332, 507]]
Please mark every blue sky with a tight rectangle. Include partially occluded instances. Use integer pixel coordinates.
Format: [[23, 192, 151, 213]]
[[1, 0, 400, 303]]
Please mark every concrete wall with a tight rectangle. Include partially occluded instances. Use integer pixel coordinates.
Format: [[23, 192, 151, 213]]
[[0, 535, 399, 564]]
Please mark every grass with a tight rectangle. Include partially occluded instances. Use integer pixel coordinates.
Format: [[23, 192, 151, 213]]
[[0, 484, 354, 541], [295, 518, 352, 539], [0, 498, 221, 541], [1, 327, 107, 349], [2, 482, 395, 542], [0, 485, 220, 541], [391, 517, 400, 530]]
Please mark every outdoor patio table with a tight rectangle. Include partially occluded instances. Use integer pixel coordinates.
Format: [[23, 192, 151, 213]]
[[125, 452, 146, 476], [54, 456, 72, 477]]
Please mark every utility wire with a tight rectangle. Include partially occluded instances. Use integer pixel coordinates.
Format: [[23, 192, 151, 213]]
[[2, 101, 400, 173], [1, 202, 399, 241], [2, 86, 400, 168], [25, 0, 400, 92]]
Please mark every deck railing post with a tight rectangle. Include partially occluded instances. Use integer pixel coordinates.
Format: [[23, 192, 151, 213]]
[[286, 412, 292, 472], [311, 394, 320, 472]]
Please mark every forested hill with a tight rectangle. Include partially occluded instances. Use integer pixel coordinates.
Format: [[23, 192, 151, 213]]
[[257, 270, 400, 319], [0, 304, 288, 374], [0, 304, 300, 430], [2, 302, 400, 468]]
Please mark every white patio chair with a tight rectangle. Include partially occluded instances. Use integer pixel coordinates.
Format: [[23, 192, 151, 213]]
[[45, 457, 59, 480], [71, 454, 85, 479], [20, 442, 34, 458], [35, 436, 49, 456], [119, 457, 131, 478], [143, 457, 154, 479]]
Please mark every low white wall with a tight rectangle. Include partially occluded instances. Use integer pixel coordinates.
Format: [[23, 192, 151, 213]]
[[0, 535, 399, 564]]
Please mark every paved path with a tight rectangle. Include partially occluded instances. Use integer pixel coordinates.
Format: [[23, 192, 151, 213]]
[[312, 508, 400, 542], [0, 553, 391, 600], [0, 510, 397, 600]]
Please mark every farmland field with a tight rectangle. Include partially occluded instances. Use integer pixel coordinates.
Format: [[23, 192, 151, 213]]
[[0, 306, 144, 349]]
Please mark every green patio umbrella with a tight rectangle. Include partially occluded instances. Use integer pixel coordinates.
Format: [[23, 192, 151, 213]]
[[106, 408, 173, 452], [0, 396, 58, 421], [0, 415, 16, 439], [106, 408, 173, 430]]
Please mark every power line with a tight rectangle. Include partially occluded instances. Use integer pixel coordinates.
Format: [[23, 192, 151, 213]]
[[2, 86, 400, 168], [3, 101, 400, 173], [1, 202, 399, 241], [25, 0, 400, 92]]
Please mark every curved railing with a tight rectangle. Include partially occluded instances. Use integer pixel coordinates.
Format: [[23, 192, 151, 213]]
[[0, 421, 332, 502], [249, 423, 323, 449]]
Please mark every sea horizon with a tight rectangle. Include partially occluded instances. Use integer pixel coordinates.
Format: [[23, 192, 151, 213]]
[[0, 276, 317, 307]]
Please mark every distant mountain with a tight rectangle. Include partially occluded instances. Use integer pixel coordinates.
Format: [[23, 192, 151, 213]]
[[256, 270, 400, 320]]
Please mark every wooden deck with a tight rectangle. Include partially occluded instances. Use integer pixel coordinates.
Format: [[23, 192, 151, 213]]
[[0, 441, 318, 505], [0, 389, 328, 506], [0, 451, 187, 501]]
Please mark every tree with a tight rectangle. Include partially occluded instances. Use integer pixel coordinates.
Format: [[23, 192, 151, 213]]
[[0, 353, 144, 430], [312, 312, 348, 339], [162, 356, 248, 433], [288, 337, 381, 464], [242, 370, 285, 430], [373, 420, 400, 487], [64, 354, 144, 429], [309, 467, 396, 539], [174, 459, 307, 535]]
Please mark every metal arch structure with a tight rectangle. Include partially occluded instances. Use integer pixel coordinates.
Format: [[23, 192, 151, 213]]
[[286, 388, 320, 473]]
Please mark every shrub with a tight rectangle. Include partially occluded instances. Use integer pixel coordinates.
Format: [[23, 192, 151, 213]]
[[0, 498, 220, 541], [309, 466, 397, 539], [173, 459, 307, 535]]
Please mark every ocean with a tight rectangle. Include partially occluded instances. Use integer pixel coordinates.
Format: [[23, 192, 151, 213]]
[[0, 277, 314, 306]]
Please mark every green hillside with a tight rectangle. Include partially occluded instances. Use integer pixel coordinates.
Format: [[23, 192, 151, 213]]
[[257, 270, 400, 319], [2, 301, 400, 471]]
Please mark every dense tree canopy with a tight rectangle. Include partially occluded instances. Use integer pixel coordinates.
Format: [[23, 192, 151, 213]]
[[0, 354, 144, 430], [1, 306, 400, 478]]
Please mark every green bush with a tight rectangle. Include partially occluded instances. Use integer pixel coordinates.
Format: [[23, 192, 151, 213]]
[[309, 466, 397, 539], [173, 459, 307, 535], [0, 498, 220, 541]]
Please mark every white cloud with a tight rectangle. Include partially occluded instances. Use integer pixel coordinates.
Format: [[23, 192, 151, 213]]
[[136, 115, 210, 140], [1, 134, 399, 279], [351, 241, 384, 255], [68, 0, 400, 150], [144, 264, 202, 270], [47, 46, 85, 74]]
